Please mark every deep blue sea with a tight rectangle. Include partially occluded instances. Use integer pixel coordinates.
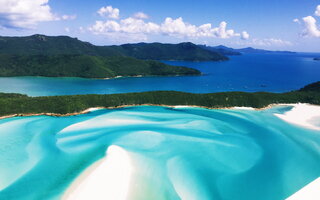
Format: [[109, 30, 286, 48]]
[[0, 53, 319, 96], [0, 106, 319, 200]]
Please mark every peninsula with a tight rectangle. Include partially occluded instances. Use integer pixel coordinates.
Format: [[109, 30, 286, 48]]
[[0, 81, 319, 118]]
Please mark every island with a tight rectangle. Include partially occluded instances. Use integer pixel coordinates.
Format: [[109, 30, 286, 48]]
[[0, 81, 319, 118], [0, 54, 200, 78], [198, 45, 296, 55], [0, 34, 228, 61], [314, 58, 320, 61], [0, 34, 231, 78]]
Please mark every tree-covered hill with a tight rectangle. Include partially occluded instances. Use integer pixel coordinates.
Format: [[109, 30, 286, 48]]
[[0, 34, 227, 61], [0, 34, 120, 56], [0, 82, 319, 117], [113, 42, 228, 61], [0, 54, 200, 78], [299, 81, 320, 92]]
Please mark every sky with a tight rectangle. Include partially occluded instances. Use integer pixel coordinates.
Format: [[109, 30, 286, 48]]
[[0, 0, 320, 52]]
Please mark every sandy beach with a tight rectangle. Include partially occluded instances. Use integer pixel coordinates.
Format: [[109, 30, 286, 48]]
[[274, 103, 320, 130], [286, 177, 320, 200], [62, 145, 134, 200]]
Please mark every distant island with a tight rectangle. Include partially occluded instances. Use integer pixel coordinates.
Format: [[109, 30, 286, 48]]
[[0, 34, 230, 78], [198, 45, 242, 56], [198, 45, 296, 55], [314, 58, 320, 61], [0, 81, 319, 118], [236, 47, 296, 54]]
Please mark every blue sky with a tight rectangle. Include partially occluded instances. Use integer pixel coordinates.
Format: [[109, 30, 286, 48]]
[[0, 0, 320, 52]]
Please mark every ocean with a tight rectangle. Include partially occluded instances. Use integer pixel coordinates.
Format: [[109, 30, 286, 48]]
[[0, 53, 319, 96]]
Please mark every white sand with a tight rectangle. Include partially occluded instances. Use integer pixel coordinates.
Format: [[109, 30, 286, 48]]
[[85, 107, 103, 112], [286, 177, 320, 200], [62, 145, 134, 200], [274, 104, 320, 130], [233, 107, 255, 110]]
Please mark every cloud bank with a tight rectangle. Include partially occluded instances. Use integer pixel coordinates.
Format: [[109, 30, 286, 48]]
[[97, 6, 120, 19], [89, 5, 249, 41], [0, 0, 75, 29]]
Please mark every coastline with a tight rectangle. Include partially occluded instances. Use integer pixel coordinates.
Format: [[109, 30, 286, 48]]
[[0, 103, 314, 120]]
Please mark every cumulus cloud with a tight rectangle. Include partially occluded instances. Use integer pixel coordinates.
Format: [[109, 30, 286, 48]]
[[315, 5, 320, 16], [0, 0, 56, 28], [134, 12, 149, 19], [0, 0, 76, 29], [97, 6, 119, 19], [89, 10, 248, 41], [302, 16, 320, 37], [241, 31, 250, 40], [295, 5, 320, 38], [89, 18, 160, 35]]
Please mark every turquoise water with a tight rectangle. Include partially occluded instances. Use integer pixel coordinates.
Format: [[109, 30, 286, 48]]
[[0, 106, 319, 200], [0, 53, 319, 96]]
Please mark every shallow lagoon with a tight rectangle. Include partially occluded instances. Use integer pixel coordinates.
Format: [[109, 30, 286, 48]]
[[0, 106, 319, 200], [0, 53, 319, 96]]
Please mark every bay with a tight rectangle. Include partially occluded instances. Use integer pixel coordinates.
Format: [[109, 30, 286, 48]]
[[0, 53, 319, 96]]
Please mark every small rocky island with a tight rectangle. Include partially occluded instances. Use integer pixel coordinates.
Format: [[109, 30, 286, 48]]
[[314, 57, 320, 61]]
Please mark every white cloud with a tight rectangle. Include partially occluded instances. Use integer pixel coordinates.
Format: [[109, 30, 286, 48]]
[[295, 5, 320, 38], [133, 12, 149, 19], [89, 18, 160, 35], [0, 0, 56, 28], [97, 6, 119, 19], [241, 31, 250, 40], [89, 14, 248, 41], [0, 0, 76, 29], [302, 16, 320, 37], [315, 5, 320, 16], [160, 17, 197, 37]]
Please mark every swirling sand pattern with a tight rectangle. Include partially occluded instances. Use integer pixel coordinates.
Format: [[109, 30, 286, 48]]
[[0, 106, 319, 200]]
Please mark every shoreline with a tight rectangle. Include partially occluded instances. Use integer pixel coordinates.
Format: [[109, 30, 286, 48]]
[[0, 103, 309, 120]]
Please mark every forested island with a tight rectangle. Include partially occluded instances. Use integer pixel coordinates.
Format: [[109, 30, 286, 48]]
[[0, 34, 300, 78], [0, 34, 230, 78], [0, 81, 319, 118], [0, 54, 200, 78]]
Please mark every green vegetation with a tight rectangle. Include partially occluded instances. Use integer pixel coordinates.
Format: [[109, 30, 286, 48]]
[[0, 34, 120, 56], [0, 34, 230, 78], [0, 54, 200, 78], [0, 34, 227, 61], [198, 45, 242, 56], [299, 81, 320, 92], [113, 42, 228, 61], [0, 82, 319, 117]]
